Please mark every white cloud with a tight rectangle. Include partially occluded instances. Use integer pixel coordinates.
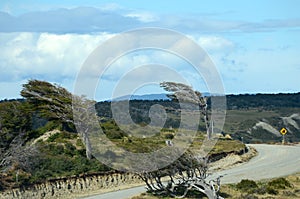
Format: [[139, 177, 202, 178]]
[[99, 3, 123, 11], [0, 31, 231, 100], [194, 36, 235, 52], [1, 32, 197, 99], [124, 11, 159, 22], [1, 29, 299, 100], [1, 6, 300, 34], [0, 32, 122, 99], [0, 32, 114, 82]]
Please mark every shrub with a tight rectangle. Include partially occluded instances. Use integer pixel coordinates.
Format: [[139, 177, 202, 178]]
[[252, 186, 267, 195], [76, 138, 84, 147], [64, 142, 76, 156], [34, 121, 59, 136], [106, 130, 125, 139], [47, 131, 77, 143], [46, 144, 65, 155], [47, 132, 60, 142], [267, 177, 291, 189], [282, 190, 296, 197], [14, 170, 31, 187], [236, 179, 258, 192], [266, 186, 278, 195], [165, 133, 174, 139]]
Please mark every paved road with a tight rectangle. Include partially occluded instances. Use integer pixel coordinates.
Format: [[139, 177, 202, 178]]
[[82, 144, 300, 199], [212, 144, 300, 183]]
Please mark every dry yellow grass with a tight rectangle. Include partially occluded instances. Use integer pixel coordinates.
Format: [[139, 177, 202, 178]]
[[131, 173, 300, 199]]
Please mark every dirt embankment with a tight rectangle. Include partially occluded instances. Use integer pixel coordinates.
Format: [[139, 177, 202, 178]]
[[0, 172, 143, 199], [209, 146, 257, 172], [0, 146, 257, 199]]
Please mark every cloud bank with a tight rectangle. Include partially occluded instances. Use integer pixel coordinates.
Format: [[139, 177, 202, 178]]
[[1, 7, 300, 33], [1, 5, 300, 99]]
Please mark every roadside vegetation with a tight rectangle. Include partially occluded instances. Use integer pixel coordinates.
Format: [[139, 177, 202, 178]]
[[132, 174, 300, 199], [0, 80, 245, 192]]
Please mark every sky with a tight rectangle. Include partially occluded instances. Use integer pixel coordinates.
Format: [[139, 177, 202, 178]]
[[0, 0, 300, 100]]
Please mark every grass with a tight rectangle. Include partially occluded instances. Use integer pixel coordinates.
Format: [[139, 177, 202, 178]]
[[132, 174, 300, 199], [220, 174, 300, 199], [223, 109, 279, 133], [111, 126, 244, 155]]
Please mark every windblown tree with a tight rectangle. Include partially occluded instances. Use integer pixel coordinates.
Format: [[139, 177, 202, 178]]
[[160, 82, 211, 139], [20, 80, 93, 159], [136, 82, 223, 199], [21, 80, 74, 131]]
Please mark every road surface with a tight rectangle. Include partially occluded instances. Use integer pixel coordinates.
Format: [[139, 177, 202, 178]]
[[82, 144, 300, 199]]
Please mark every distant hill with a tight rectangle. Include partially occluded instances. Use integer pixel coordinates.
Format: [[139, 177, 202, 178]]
[[112, 93, 170, 101], [104, 92, 300, 110], [226, 92, 300, 109], [97, 92, 300, 143], [110, 92, 211, 102]]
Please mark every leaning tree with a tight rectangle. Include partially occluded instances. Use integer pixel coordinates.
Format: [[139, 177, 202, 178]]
[[160, 82, 211, 139], [20, 80, 93, 159], [137, 82, 224, 199]]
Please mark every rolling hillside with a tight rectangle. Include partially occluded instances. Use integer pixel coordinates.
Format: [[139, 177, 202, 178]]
[[97, 92, 300, 143]]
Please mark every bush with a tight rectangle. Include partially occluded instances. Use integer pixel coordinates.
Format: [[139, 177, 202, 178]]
[[13, 170, 31, 187], [47, 131, 77, 143], [106, 130, 125, 139], [165, 133, 174, 139], [34, 121, 59, 136], [252, 186, 267, 195], [0, 180, 3, 191], [236, 179, 258, 192], [76, 138, 84, 147], [47, 132, 60, 142], [282, 190, 296, 197], [267, 177, 291, 189], [30, 169, 54, 183], [266, 186, 278, 195], [64, 142, 76, 156], [46, 144, 65, 155]]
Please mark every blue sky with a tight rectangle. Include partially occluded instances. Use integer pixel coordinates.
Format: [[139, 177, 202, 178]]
[[0, 0, 300, 100]]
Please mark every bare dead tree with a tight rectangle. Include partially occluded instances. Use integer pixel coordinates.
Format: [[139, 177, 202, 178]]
[[137, 148, 223, 198], [72, 95, 97, 160], [0, 132, 39, 173]]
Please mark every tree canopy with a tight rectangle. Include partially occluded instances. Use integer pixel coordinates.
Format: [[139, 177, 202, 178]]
[[21, 80, 73, 124]]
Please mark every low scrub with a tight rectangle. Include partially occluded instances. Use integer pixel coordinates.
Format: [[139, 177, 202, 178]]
[[236, 179, 258, 192]]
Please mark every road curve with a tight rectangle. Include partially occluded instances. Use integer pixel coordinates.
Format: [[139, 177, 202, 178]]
[[211, 144, 300, 183], [82, 144, 300, 199]]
